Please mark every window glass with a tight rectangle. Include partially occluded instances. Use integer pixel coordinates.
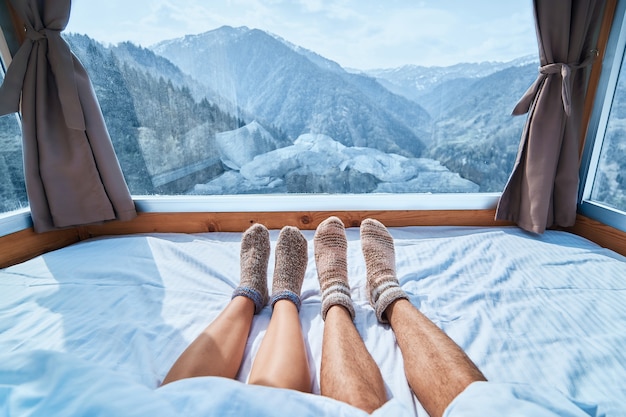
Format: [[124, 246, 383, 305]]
[[590, 48, 626, 212], [64, 1, 537, 196], [0, 65, 27, 214]]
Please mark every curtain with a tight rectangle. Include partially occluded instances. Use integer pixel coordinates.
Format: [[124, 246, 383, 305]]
[[0, 0, 136, 233], [495, 0, 605, 234]]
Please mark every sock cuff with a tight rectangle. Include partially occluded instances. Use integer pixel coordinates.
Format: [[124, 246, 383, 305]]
[[374, 285, 408, 324], [271, 290, 302, 312], [321, 291, 355, 321], [233, 286, 266, 314], [320, 281, 355, 321], [369, 278, 398, 304]]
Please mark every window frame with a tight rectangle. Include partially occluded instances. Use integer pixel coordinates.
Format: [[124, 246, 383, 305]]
[[579, 0, 626, 233], [1, 3, 624, 237], [0, 15, 31, 236]]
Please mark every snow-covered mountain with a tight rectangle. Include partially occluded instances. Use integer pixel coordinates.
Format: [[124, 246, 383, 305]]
[[216, 120, 289, 170], [193, 133, 478, 195], [364, 55, 539, 102], [58, 28, 540, 196], [152, 26, 428, 158]]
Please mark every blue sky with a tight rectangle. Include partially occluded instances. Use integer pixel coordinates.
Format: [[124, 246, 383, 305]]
[[65, 0, 537, 69]]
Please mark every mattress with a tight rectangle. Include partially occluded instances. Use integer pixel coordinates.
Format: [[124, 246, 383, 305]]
[[1, 226, 625, 416]]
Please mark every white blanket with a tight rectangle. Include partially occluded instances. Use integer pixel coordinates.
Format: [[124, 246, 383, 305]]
[[1, 226, 625, 416]]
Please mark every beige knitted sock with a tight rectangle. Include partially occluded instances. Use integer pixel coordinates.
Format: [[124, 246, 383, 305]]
[[361, 218, 408, 323], [232, 223, 270, 314], [270, 226, 308, 311], [314, 216, 355, 321]]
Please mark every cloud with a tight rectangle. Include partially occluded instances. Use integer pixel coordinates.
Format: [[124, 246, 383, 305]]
[[66, 0, 536, 68]]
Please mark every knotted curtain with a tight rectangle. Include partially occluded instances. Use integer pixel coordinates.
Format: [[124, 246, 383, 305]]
[[0, 0, 136, 232], [496, 0, 605, 233]]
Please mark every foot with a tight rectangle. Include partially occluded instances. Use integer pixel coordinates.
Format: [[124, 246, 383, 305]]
[[314, 216, 355, 321], [270, 226, 308, 311], [360, 218, 408, 323], [232, 223, 270, 314]]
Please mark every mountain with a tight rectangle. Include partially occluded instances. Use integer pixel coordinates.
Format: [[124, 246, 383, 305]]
[[65, 34, 154, 194], [364, 55, 538, 103], [0, 113, 26, 212], [111, 41, 243, 117], [593, 59, 626, 209], [65, 33, 244, 194], [192, 133, 478, 195], [423, 63, 538, 191], [216, 120, 290, 170], [152, 26, 428, 158], [59, 30, 541, 196]]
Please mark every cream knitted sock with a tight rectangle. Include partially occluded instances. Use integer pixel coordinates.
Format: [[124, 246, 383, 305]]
[[270, 226, 308, 311], [361, 218, 408, 323], [314, 216, 355, 321], [232, 223, 270, 314]]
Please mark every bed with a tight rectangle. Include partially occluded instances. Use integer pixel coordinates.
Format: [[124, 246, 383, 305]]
[[1, 225, 625, 416]]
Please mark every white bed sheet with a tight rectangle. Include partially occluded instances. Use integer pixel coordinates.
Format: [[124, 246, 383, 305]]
[[1, 226, 625, 416]]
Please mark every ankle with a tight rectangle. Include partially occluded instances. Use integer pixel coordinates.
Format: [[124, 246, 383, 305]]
[[383, 297, 410, 324], [271, 290, 302, 312], [325, 304, 354, 321], [271, 297, 301, 314]]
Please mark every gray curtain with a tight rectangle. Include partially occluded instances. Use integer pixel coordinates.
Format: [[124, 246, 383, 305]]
[[496, 0, 605, 234], [0, 0, 136, 232]]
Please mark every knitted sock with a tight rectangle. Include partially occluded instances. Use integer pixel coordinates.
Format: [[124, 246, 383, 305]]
[[232, 223, 270, 314], [270, 226, 308, 311], [314, 216, 355, 321], [361, 218, 408, 323]]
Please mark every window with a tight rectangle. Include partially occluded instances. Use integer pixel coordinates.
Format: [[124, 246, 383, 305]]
[[0, 39, 27, 216], [589, 49, 626, 212], [63, 1, 537, 198], [580, 0, 626, 232]]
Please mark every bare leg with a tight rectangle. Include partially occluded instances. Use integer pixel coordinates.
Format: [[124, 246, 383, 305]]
[[162, 296, 255, 384], [248, 300, 311, 392], [386, 299, 486, 417], [248, 226, 311, 392], [321, 305, 388, 413], [314, 217, 387, 412], [162, 223, 271, 385], [361, 218, 486, 417]]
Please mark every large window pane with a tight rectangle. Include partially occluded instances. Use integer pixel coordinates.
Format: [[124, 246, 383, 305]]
[[590, 47, 626, 212], [65, 1, 537, 196], [0, 65, 27, 214]]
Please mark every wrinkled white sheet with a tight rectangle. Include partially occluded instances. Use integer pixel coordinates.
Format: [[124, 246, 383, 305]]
[[1, 226, 625, 416]]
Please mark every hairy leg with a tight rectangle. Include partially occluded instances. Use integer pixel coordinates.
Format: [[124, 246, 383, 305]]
[[361, 218, 486, 417], [321, 305, 388, 413], [248, 300, 311, 392], [387, 300, 486, 417], [161, 296, 255, 385], [314, 217, 387, 412]]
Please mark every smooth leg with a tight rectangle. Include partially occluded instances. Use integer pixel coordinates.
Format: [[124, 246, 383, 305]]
[[161, 296, 255, 385], [320, 305, 388, 413], [386, 299, 486, 417], [248, 300, 311, 392]]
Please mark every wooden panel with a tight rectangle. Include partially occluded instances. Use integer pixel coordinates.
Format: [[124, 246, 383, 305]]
[[567, 214, 626, 257], [77, 209, 513, 238], [3, 210, 625, 268], [0, 227, 80, 269], [1, 210, 511, 268]]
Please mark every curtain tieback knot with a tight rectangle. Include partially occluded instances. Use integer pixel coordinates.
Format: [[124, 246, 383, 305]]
[[0, 25, 86, 131], [512, 49, 599, 116], [25, 25, 47, 41]]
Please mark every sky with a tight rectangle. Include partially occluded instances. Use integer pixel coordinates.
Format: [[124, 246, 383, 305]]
[[65, 0, 537, 70]]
